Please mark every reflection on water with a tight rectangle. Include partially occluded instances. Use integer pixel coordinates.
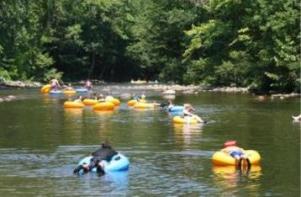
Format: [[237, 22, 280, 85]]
[[93, 110, 115, 116], [213, 165, 262, 179], [173, 123, 203, 146], [212, 165, 262, 195], [64, 108, 83, 116]]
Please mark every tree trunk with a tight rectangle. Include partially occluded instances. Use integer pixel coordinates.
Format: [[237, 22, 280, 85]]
[[88, 51, 95, 78]]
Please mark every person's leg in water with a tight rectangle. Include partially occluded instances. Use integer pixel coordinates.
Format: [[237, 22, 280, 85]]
[[73, 158, 101, 175], [87, 158, 105, 176], [96, 161, 105, 176], [73, 165, 83, 174], [236, 154, 251, 170], [241, 155, 251, 169], [230, 151, 245, 169], [87, 158, 99, 171], [73, 163, 90, 174], [238, 157, 251, 176]]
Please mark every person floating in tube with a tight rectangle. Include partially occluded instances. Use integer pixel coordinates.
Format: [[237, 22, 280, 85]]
[[73, 141, 118, 176], [222, 140, 251, 169], [183, 103, 205, 123], [85, 80, 93, 90], [50, 79, 61, 90], [166, 100, 174, 111]]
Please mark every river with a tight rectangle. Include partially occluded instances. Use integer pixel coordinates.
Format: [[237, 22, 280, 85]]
[[0, 87, 299, 196]]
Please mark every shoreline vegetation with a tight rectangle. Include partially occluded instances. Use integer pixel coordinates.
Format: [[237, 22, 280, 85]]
[[0, 1, 299, 94], [0, 80, 300, 100]]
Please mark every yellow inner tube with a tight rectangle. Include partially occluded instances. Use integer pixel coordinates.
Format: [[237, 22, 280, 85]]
[[106, 98, 120, 106], [212, 150, 261, 166], [64, 89, 76, 95], [173, 116, 198, 124], [41, 84, 51, 93], [128, 99, 146, 106], [133, 102, 155, 109], [64, 101, 84, 108], [139, 99, 146, 103], [83, 99, 98, 106], [127, 100, 138, 106], [93, 102, 115, 111]]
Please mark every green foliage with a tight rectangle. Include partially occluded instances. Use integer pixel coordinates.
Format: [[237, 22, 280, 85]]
[[126, 0, 203, 81], [0, 67, 11, 81], [0, 0, 299, 92], [0, 0, 55, 81], [43, 68, 63, 82], [183, 0, 300, 92]]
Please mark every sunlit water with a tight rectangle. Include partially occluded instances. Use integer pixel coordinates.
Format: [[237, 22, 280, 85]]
[[0, 87, 299, 196]]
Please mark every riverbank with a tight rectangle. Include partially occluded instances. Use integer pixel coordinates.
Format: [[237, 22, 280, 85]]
[[1, 80, 300, 99], [96, 84, 250, 94], [0, 80, 41, 88]]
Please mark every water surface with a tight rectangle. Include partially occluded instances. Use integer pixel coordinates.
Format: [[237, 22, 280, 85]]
[[0, 88, 299, 196]]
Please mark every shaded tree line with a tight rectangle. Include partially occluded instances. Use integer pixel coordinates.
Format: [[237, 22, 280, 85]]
[[0, 0, 299, 92]]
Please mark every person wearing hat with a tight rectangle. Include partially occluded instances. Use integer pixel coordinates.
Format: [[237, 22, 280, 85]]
[[73, 141, 118, 176], [183, 103, 205, 123], [222, 140, 250, 168]]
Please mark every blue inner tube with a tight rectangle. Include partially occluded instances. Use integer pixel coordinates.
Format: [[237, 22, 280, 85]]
[[49, 90, 62, 94], [75, 88, 89, 93], [78, 153, 130, 173], [168, 106, 184, 113]]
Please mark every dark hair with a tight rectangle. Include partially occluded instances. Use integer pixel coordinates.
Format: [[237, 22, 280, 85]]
[[160, 102, 168, 108], [101, 140, 112, 148]]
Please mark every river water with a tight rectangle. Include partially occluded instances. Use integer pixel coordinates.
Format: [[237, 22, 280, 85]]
[[0, 87, 299, 196]]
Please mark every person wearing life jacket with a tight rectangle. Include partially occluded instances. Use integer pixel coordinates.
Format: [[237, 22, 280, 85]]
[[50, 79, 61, 90], [183, 103, 204, 123], [221, 140, 250, 169], [73, 141, 118, 176], [85, 80, 93, 90]]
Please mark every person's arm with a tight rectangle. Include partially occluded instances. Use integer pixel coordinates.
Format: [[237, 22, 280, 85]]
[[192, 114, 204, 123], [184, 110, 193, 116], [55, 80, 61, 87]]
